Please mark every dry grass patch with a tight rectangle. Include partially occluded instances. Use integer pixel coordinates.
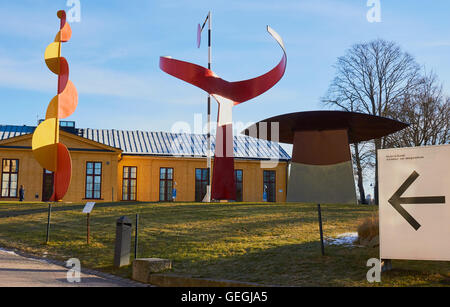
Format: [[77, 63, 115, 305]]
[[0, 201, 448, 286], [357, 214, 379, 242]]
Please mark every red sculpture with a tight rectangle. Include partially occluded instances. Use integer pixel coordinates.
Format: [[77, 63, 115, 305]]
[[32, 10, 77, 201], [160, 26, 287, 200]]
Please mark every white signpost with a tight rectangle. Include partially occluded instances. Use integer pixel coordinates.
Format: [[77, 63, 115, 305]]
[[82, 202, 96, 245], [82, 202, 96, 214], [378, 145, 449, 261]]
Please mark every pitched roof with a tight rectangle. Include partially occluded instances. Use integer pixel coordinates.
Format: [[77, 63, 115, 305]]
[[0, 125, 291, 161]]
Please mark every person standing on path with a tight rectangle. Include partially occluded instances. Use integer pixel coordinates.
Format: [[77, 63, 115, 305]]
[[19, 185, 24, 202]]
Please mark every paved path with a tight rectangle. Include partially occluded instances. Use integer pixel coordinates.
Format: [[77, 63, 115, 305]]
[[0, 249, 149, 287]]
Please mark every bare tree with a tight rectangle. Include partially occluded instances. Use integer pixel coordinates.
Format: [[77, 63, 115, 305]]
[[351, 141, 375, 204], [323, 39, 421, 204], [386, 71, 450, 147]]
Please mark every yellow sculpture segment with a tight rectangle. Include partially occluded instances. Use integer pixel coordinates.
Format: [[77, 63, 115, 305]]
[[44, 42, 61, 75], [32, 10, 77, 202], [32, 119, 59, 172]]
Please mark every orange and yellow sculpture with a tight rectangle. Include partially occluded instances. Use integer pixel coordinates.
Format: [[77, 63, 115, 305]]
[[32, 10, 77, 201]]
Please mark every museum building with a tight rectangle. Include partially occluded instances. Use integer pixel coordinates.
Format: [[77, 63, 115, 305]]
[[0, 122, 290, 203]]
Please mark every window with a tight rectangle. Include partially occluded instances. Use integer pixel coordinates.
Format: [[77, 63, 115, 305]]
[[1, 159, 19, 198], [38, 120, 75, 128], [160, 168, 174, 202], [59, 121, 75, 128], [85, 162, 102, 199], [123, 166, 137, 201], [235, 170, 243, 202], [195, 168, 210, 202], [263, 170, 276, 202]]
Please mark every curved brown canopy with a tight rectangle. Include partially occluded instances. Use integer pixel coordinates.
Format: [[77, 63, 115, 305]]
[[241, 111, 409, 144]]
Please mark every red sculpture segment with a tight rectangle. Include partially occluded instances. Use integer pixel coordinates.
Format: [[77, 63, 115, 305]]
[[160, 26, 287, 200]]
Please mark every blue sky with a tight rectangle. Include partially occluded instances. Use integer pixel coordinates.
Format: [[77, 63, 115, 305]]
[[1, 0, 449, 141]]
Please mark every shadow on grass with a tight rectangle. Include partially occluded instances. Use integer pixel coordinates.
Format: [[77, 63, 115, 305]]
[[1, 220, 448, 286], [165, 242, 449, 287], [0, 202, 144, 218], [163, 240, 374, 287]]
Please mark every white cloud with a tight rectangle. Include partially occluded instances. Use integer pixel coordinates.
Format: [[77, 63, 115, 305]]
[[0, 57, 53, 92], [0, 51, 206, 107]]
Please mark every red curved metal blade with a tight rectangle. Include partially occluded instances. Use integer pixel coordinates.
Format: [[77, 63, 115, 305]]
[[50, 143, 72, 201], [57, 10, 66, 30], [58, 57, 69, 94], [160, 26, 287, 104], [160, 26, 287, 201]]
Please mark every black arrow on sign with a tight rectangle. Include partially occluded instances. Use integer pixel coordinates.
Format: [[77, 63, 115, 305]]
[[388, 171, 446, 231]]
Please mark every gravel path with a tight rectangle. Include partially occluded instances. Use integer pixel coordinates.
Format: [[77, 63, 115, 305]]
[[0, 248, 150, 287]]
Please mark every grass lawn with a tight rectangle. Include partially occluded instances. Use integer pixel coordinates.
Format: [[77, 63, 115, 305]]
[[0, 201, 448, 286]]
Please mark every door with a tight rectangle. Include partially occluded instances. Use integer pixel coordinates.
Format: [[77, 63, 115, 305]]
[[195, 169, 210, 202], [263, 170, 276, 202], [42, 169, 54, 202], [159, 168, 174, 202], [235, 169, 243, 202], [122, 166, 137, 201]]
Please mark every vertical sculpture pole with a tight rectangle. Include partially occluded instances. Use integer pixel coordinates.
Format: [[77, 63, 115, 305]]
[[197, 12, 212, 202], [207, 14, 212, 201], [32, 10, 78, 201], [160, 26, 287, 201]]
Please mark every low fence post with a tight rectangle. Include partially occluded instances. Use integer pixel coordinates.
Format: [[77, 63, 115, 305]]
[[134, 213, 139, 259], [46, 203, 52, 244], [317, 204, 325, 256]]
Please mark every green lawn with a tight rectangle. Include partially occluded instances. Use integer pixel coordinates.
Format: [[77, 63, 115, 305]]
[[0, 201, 448, 286]]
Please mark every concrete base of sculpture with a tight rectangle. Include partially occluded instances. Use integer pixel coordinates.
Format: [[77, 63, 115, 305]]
[[286, 161, 357, 204], [132, 258, 172, 283]]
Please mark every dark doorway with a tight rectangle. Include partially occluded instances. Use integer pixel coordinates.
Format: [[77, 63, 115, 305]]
[[235, 169, 243, 202], [42, 169, 54, 202], [195, 168, 210, 202], [159, 168, 174, 202], [263, 170, 276, 202]]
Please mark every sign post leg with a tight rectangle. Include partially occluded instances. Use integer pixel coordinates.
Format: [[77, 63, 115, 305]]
[[134, 213, 139, 259], [317, 204, 325, 256], [46, 203, 52, 244], [87, 213, 90, 245]]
